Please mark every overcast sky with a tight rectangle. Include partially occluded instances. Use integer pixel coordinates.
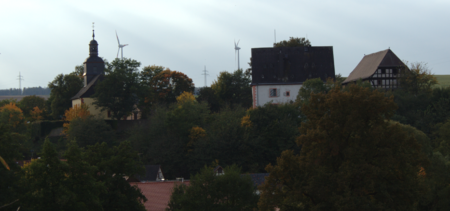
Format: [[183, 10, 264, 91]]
[[0, 0, 449, 89]]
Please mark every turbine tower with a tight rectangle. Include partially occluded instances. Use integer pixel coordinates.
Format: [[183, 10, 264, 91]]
[[116, 31, 128, 60], [234, 40, 241, 70]]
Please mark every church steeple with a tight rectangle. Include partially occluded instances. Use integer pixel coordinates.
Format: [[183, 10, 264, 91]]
[[89, 30, 98, 56], [83, 24, 105, 87]]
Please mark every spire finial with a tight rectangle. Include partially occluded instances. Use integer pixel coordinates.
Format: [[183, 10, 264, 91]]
[[92, 22, 95, 39]]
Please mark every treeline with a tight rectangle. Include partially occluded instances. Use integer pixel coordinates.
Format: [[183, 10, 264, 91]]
[[0, 86, 51, 95]]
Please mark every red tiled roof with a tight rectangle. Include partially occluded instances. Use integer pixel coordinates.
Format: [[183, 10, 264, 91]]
[[130, 181, 190, 211]]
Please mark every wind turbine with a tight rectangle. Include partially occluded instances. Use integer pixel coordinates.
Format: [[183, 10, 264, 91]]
[[234, 40, 241, 70], [116, 31, 128, 60]]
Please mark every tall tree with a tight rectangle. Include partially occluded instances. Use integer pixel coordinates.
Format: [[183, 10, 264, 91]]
[[211, 69, 252, 108], [93, 58, 141, 120], [47, 73, 83, 119], [258, 84, 428, 211], [19, 139, 102, 211], [84, 141, 147, 211]]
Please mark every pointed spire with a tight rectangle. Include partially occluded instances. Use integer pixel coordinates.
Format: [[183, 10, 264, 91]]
[[92, 22, 95, 40]]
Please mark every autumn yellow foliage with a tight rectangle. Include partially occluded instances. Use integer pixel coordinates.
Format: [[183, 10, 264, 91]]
[[176, 91, 196, 104], [30, 106, 44, 121], [241, 115, 253, 128], [188, 126, 206, 147], [62, 104, 91, 134], [0, 102, 24, 128]]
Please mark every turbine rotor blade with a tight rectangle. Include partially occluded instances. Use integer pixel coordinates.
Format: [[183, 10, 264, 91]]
[[116, 31, 120, 45], [237, 39, 240, 46], [117, 48, 120, 58]]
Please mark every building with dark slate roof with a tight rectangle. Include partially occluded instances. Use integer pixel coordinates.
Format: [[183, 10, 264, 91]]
[[251, 46, 335, 107], [342, 49, 406, 89]]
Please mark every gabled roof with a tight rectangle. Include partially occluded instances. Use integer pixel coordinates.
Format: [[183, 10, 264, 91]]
[[137, 165, 164, 181], [343, 49, 405, 84], [71, 74, 104, 100], [131, 181, 190, 211]]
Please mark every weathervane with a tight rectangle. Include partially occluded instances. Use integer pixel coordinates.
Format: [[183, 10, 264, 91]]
[[92, 22, 95, 39]]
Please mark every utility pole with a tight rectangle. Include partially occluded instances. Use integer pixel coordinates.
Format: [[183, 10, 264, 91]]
[[17, 72, 24, 95], [201, 66, 209, 87]]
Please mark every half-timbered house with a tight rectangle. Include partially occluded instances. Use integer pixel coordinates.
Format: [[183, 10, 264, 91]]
[[342, 49, 406, 89]]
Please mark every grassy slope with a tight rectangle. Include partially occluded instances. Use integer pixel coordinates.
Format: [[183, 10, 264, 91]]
[[434, 75, 450, 88]]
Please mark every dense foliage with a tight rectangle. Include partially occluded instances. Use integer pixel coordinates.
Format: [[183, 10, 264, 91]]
[[167, 165, 259, 211]]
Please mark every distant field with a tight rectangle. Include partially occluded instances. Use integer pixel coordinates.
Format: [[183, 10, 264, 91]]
[[434, 75, 450, 88]]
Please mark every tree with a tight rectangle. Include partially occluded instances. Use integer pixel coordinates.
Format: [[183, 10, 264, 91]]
[[295, 78, 330, 105], [167, 164, 259, 211], [211, 69, 252, 108], [399, 62, 438, 95], [273, 37, 311, 47], [18, 95, 46, 120], [150, 69, 195, 105], [138, 65, 166, 117], [84, 141, 147, 211], [0, 124, 23, 211], [66, 116, 115, 148], [93, 58, 141, 120], [258, 84, 428, 211], [62, 103, 91, 134], [47, 73, 83, 119], [197, 87, 222, 113], [19, 139, 102, 211], [0, 102, 25, 132]]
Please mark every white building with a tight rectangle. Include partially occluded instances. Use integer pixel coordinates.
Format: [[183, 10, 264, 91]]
[[251, 46, 335, 108]]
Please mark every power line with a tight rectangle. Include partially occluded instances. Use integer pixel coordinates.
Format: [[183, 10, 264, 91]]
[[17, 72, 24, 95], [201, 66, 209, 87]]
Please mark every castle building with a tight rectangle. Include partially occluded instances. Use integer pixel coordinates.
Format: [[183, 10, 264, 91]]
[[342, 49, 406, 89], [251, 46, 335, 108]]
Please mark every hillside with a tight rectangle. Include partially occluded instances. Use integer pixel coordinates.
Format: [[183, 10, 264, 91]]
[[435, 75, 450, 88]]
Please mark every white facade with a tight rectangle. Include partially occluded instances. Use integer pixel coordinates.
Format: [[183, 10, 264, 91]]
[[252, 84, 302, 108]]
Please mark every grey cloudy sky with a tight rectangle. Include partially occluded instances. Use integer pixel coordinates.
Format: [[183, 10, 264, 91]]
[[0, 0, 449, 89]]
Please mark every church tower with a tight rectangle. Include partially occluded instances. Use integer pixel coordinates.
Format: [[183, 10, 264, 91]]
[[83, 30, 105, 86]]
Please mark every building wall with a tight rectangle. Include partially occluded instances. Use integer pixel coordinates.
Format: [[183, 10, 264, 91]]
[[252, 84, 302, 108], [72, 98, 140, 120], [72, 98, 111, 120]]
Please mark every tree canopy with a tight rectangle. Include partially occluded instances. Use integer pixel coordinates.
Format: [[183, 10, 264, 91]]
[[258, 84, 428, 210], [167, 164, 259, 211], [211, 69, 252, 109], [47, 73, 83, 119], [93, 58, 141, 120], [273, 37, 311, 47]]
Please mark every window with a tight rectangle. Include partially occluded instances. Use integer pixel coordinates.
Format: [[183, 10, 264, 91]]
[[270, 88, 278, 97], [285, 91, 290, 97]]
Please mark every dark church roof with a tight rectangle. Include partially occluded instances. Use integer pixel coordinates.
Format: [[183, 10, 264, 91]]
[[343, 49, 405, 84], [71, 74, 104, 100]]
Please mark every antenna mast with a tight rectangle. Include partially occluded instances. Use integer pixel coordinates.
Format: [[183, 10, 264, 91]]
[[17, 72, 24, 95], [201, 66, 209, 87]]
